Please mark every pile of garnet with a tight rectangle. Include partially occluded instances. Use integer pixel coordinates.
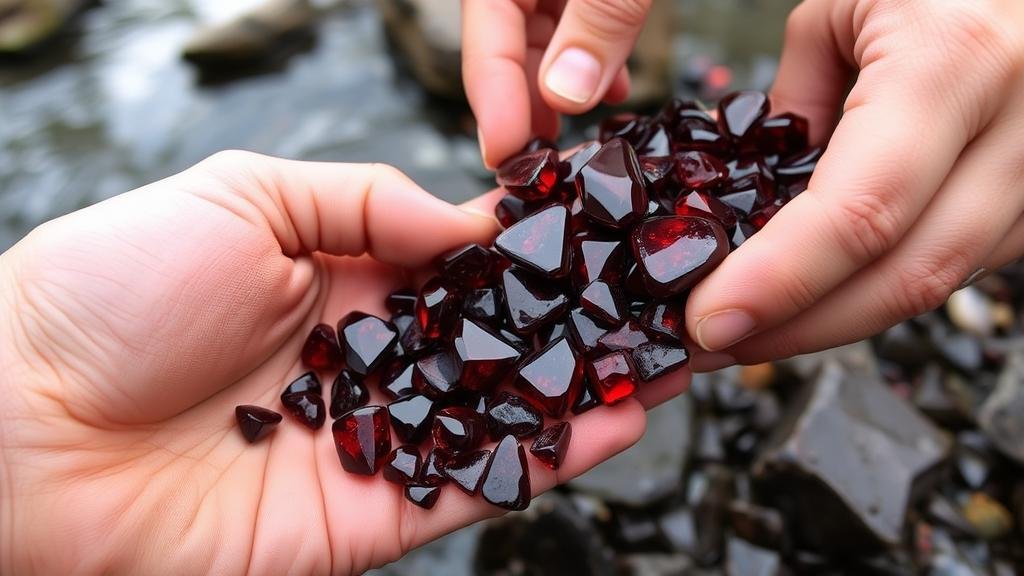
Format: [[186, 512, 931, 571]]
[[234, 91, 818, 512]]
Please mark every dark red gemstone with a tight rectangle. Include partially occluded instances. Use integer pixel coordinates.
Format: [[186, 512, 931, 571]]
[[659, 98, 704, 127], [442, 449, 491, 495], [301, 324, 342, 371], [576, 138, 649, 230], [560, 141, 602, 186], [571, 382, 601, 415], [496, 148, 560, 201], [386, 289, 417, 315], [674, 151, 726, 189], [598, 318, 650, 352], [775, 148, 820, 184], [388, 394, 436, 442], [333, 405, 390, 475], [502, 267, 570, 335], [339, 313, 398, 376], [637, 122, 672, 156], [639, 155, 676, 191], [624, 262, 649, 297], [439, 243, 494, 288], [481, 435, 532, 511], [631, 216, 729, 298], [579, 280, 626, 327], [749, 199, 783, 230], [281, 371, 322, 399], [530, 421, 572, 470], [281, 391, 326, 429], [755, 112, 809, 156], [420, 448, 449, 486], [586, 351, 639, 405], [381, 360, 416, 400], [717, 91, 770, 141], [235, 405, 282, 443], [567, 307, 608, 355], [405, 484, 441, 509], [516, 337, 583, 418], [382, 445, 421, 485], [718, 188, 760, 216], [391, 314, 415, 350], [414, 352, 461, 398], [632, 342, 690, 382], [675, 190, 738, 231], [673, 114, 728, 153], [571, 234, 625, 288], [329, 369, 369, 418], [462, 288, 503, 326], [731, 221, 757, 248], [499, 328, 532, 354], [485, 391, 544, 440], [569, 195, 587, 232], [495, 194, 537, 228], [415, 277, 460, 340], [639, 302, 685, 343], [533, 321, 569, 350], [399, 315, 435, 358], [599, 113, 649, 144], [726, 156, 773, 184], [454, 318, 521, 392], [432, 406, 486, 453], [494, 204, 570, 278]]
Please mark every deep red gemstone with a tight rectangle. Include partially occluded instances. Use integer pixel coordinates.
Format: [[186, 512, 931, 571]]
[[499, 328, 532, 354], [624, 262, 650, 298], [749, 199, 784, 230], [405, 484, 441, 509], [639, 302, 685, 343], [561, 142, 602, 186], [281, 371, 322, 399], [571, 234, 625, 288], [530, 421, 572, 470], [301, 324, 342, 371], [658, 98, 704, 127], [726, 156, 773, 185], [481, 435, 532, 511], [420, 448, 449, 486], [454, 318, 521, 392], [516, 337, 583, 418], [386, 289, 417, 316], [571, 382, 601, 415], [631, 216, 729, 298], [329, 369, 369, 418], [532, 321, 569, 350], [632, 342, 690, 382], [637, 122, 672, 156], [398, 315, 435, 358], [755, 112, 809, 156], [494, 204, 570, 278], [718, 189, 760, 216], [674, 151, 726, 189], [439, 243, 494, 289], [380, 360, 416, 400], [673, 114, 728, 153], [576, 138, 649, 230], [382, 445, 421, 485], [413, 351, 461, 398], [387, 394, 436, 443], [598, 318, 651, 352], [339, 313, 398, 376], [235, 405, 282, 443], [675, 190, 738, 231], [333, 405, 390, 475], [731, 221, 757, 248], [579, 280, 626, 327], [281, 391, 326, 429], [495, 194, 537, 228], [501, 267, 570, 335], [432, 406, 486, 453], [442, 449, 491, 495], [462, 288, 502, 326], [415, 277, 460, 340], [496, 148, 560, 201], [717, 91, 770, 141], [485, 391, 544, 440], [567, 307, 608, 355], [587, 351, 640, 405], [598, 113, 649, 144], [639, 155, 676, 191]]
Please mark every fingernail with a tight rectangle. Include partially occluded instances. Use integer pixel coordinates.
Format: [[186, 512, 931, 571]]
[[460, 205, 498, 224], [958, 267, 988, 290], [544, 47, 602, 104], [477, 126, 493, 170], [695, 309, 757, 351]]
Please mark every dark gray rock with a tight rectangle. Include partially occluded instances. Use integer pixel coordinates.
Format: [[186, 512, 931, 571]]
[[978, 344, 1024, 465], [753, 361, 952, 553], [619, 553, 694, 576], [728, 500, 788, 552], [724, 537, 787, 576], [659, 464, 733, 567]]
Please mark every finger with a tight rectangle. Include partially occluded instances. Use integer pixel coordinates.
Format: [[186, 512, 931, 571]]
[[982, 217, 1024, 273], [194, 151, 499, 268], [603, 67, 630, 105], [462, 0, 536, 168], [722, 117, 1024, 363], [633, 368, 691, 409], [526, 46, 561, 141], [538, 0, 652, 112]]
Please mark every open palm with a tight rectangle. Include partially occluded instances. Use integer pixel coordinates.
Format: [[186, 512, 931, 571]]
[[0, 151, 689, 575]]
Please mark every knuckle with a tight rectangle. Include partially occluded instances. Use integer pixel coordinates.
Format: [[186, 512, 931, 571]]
[[891, 254, 967, 318], [574, 0, 652, 39], [200, 149, 259, 169], [830, 189, 904, 262]]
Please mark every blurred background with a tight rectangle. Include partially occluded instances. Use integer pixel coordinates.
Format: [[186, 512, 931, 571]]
[[3, 1, 1024, 575]]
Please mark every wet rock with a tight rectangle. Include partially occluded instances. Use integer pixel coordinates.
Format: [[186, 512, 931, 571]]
[[978, 344, 1024, 465], [0, 0, 87, 53], [473, 493, 616, 576], [181, 0, 315, 69], [753, 361, 952, 553], [619, 553, 694, 576], [779, 340, 879, 383], [728, 500, 787, 552], [611, 508, 667, 551], [694, 416, 726, 463], [913, 364, 972, 427], [933, 333, 984, 375], [873, 322, 933, 370], [945, 287, 995, 337], [924, 495, 978, 538], [954, 432, 996, 490], [724, 537, 786, 576], [661, 464, 733, 567], [569, 394, 693, 506]]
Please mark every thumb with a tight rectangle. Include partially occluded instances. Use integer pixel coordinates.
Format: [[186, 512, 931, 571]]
[[539, 0, 652, 112]]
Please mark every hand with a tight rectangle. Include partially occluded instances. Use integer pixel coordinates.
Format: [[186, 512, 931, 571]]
[[0, 151, 689, 574], [685, 0, 1024, 369], [462, 0, 652, 167]]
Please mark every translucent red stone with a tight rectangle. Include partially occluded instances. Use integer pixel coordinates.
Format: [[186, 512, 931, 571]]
[[485, 391, 544, 440], [281, 391, 326, 429], [576, 138, 649, 230], [301, 324, 342, 371], [496, 148, 559, 201], [598, 318, 651, 352], [454, 318, 521, 392], [755, 112, 808, 155], [442, 449, 491, 495], [530, 421, 572, 470], [339, 313, 398, 376], [414, 351, 461, 398], [481, 435, 532, 511], [494, 204, 570, 278], [718, 188, 761, 216], [631, 216, 729, 298], [675, 191, 737, 231], [587, 351, 640, 405], [571, 382, 601, 415], [516, 337, 583, 418], [383, 445, 421, 485], [560, 141, 601, 186], [398, 315, 434, 358], [329, 369, 369, 418], [281, 371, 322, 400], [432, 406, 487, 453], [571, 234, 625, 288], [405, 484, 441, 509], [579, 280, 626, 327], [385, 289, 417, 315], [388, 394, 436, 443], [639, 155, 675, 191], [632, 342, 689, 382], [638, 122, 671, 156], [639, 302, 685, 343], [462, 288, 502, 326], [333, 406, 390, 475], [599, 113, 648, 144], [440, 243, 494, 289], [717, 91, 770, 142], [674, 151, 726, 189], [501, 267, 569, 335], [235, 405, 282, 443], [415, 277, 460, 339], [495, 194, 536, 228], [567, 307, 608, 355], [420, 448, 449, 486], [380, 360, 416, 400]]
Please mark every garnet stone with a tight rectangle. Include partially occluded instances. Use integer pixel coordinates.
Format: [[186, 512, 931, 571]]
[[432, 406, 486, 453], [339, 313, 398, 376], [414, 351, 461, 398], [453, 318, 521, 392], [530, 421, 572, 470], [281, 391, 326, 429], [485, 391, 544, 440], [631, 216, 729, 298], [333, 406, 390, 475], [718, 91, 770, 142], [571, 234, 625, 288], [329, 369, 369, 418], [420, 448, 449, 486], [494, 204, 570, 278], [235, 405, 282, 443], [416, 277, 460, 339], [481, 435, 532, 511], [632, 342, 690, 382], [388, 394, 436, 443], [282, 371, 321, 399], [496, 148, 559, 201], [579, 279, 626, 326], [502, 267, 569, 335], [639, 302, 685, 343], [442, 449, 491, 495], [674, 151, 726, 189], [587, 351, 640, 405], [381, 360, 416, 400], [440, 243, 494, 288], [567, 307, 608, 355], [301, 324, 342, 371], [383, 445, 421, 485], [516, 337, 582, 417], [576, 138, 648, 230], [405, 484, 441, 509]]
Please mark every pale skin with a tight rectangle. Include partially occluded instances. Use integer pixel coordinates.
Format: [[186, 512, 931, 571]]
[[464, 0, 1024, 370], [0, 151, 689, 574]]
